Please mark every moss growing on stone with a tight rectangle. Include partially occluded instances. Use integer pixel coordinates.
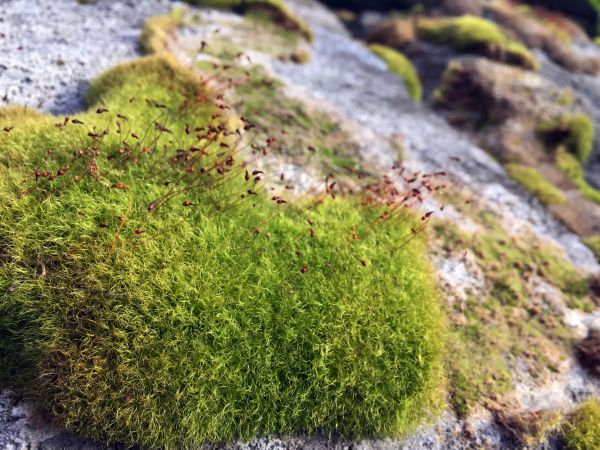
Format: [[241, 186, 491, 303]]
[[563, 398, 600, 450], [584, 236, 600, 261], [0, 55, 446, 448], [369, 44, 423, 102], [433, 198, 591, 416], [290, 47, 311, 64], [505, 163, 566, 205], [139, 10, 185, 54], [539, 113, 595, 162], [555, 147, 600, 204], [416, 15, 539, 70], [189, 0, 313, 42]]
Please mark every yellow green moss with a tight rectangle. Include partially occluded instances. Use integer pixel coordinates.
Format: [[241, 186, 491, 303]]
[[556, 147, 600, 204], [416, 15, 539, 70], [139, 9, 185, 54], [189, 0, 313, 42], [369, 44, 423, 102], [539, 113, 595, 162], [563, 398, 600, 450], [0, 54, 445, 448], [434, 202, 591, 416], [505, 163, 566, 205]]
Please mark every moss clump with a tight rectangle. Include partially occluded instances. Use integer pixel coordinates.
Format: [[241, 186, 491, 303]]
[[139, 8, 185, 54], [505, 163, 566, 205], [290, 47, 311, 64], [416, 15, 539, 70], [563, 398, 600, 450], [556, 147, 600, 204], [189, 0, 313, 42], [539, 113, 595, 162], [0, 55, 445, 448], [369, 44, 422, 102], [584, 236, 600, 261]]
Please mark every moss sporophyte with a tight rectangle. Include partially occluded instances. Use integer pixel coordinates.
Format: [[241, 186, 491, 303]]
[[0, 55, 447, 448]]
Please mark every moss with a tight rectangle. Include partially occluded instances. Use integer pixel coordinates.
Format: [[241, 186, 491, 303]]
[[584, 236, 600, 261], [139, 8, 185, 54], [433, 199, 591, 415], [449, 323, 512, 417], [369, 44, 423, 102], [563, 398, 600, 450], [189, 0, 313, 42], [0, 55, 445, 448], [290, 47, 311, 64], [539, 113, 595, 162], [555, 147, 600, 204], [416, 15, 539, 70], [505, 163, 566, 205], [0, 105, 45, 122], [198, 62, 368, 178], [558, 89, 575, 107]]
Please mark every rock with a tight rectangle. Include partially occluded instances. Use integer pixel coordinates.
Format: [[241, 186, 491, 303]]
[[433, 57, 600, 238], [366, 18, 416, 49], [485, 2, 600, 75]]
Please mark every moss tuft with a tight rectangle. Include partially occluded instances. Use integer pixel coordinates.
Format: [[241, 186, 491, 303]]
[[369, 44, 423, 102], [139, 9, 185, 54], [416, 15, 539, 70], [189, 0, 313, 42], [555, 147, 600, 204], [539, 113, 595, 163], [584, 236, 600, 261], [0, 55, 445, 448], [505, 163, 566, 205], [563, 398, 600, 450], [290, 47, 311, 64]]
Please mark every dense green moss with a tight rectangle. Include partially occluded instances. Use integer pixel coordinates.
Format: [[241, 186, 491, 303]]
[[189, 0, 313, 42], [369, 44, 422, 102], [0, 55, 445, 447], [416, 15, 539, 70], [563, 398, 600, 450], [505, 163, 566, 205], [555, 147, 600, 204], [539, 113, 595, 162]]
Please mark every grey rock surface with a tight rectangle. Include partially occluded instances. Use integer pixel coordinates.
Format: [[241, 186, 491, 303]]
[[0, 0, 173, 114]]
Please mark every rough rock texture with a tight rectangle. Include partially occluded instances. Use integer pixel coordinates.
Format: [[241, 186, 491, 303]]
[[0, 391, 110, 450], [0, 0, 173, 113]]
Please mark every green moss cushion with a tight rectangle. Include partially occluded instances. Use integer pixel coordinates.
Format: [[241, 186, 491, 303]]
[[0, 55, 445, 448]]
